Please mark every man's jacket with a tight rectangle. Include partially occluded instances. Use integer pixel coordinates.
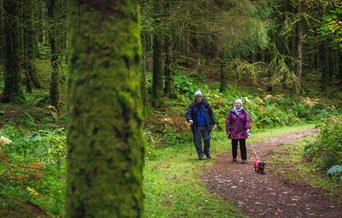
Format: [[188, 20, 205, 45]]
[[186, 98, 216, 132]]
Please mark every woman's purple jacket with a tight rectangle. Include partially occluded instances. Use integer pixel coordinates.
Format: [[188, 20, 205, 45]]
[[225, 108, 251, 139]]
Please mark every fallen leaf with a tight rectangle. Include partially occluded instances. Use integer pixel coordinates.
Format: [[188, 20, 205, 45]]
[[0, 136, 12, 146]]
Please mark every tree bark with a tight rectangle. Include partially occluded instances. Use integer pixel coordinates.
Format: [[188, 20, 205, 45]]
[[320, 41, 330, 92], [141, 32, 147, 108], [164, 35, 174, 98], [141, 0, 148, 108], [219, 59, 228, 92], [152, 0, 163, 107], [23, 0, 43, 90], [2, 0, 23, 102], [295, 0, 304, 93], [338, 52, 342, 86], [0, 0, 4, 64], [47, 0, 59, 109], [66, 1, 144, 217]]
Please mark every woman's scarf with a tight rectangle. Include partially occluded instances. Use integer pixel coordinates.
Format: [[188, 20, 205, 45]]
[[233, 106, 244, 115]]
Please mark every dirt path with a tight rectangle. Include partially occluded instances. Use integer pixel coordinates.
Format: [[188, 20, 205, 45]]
[[204, 129, 342, 218]]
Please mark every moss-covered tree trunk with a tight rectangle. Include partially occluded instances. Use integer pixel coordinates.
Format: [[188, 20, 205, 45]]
[[2, 0, 23, 102], [47, 0, 59, 108], [152, 0, 163, 107], [66, 1, 144, 217], [23, 0, 43, 91]]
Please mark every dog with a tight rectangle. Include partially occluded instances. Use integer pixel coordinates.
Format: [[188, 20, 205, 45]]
[[254, 160, 266, 174]]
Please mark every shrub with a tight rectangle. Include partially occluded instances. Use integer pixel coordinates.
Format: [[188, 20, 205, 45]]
[[304, 116, 342, 171]]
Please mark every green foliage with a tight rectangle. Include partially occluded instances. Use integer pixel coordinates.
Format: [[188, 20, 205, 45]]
[[0, 124, 66, 216], [304, 116, 342, 171], [33, 95, 50, 107], [37, 42, 51, 60], [233, 59, 265, 84], [145, 68, 339, 133], [267, 45, 299, 91], [174, 73, 199, 99], [317, 7, 342, 48]]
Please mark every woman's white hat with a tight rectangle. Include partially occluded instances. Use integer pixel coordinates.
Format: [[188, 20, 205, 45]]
[[235, 98, 243, 105]]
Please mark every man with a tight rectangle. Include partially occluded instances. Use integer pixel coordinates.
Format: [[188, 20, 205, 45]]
[[186, 90, 216, 160]]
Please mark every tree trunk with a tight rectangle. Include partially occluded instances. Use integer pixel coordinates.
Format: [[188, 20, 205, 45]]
[[25, 72, 32, 93], [47, 0, 59, 109], [151, 0, 163, 107], [219, 59, 228, 92], [164, 35, 174, 98], [320, 41, 330, 92], [2, 0, 23, 102], [152, 33, 163, 107], [0, 0, 4, 65], [141, 32, 147, 108], [23, 0, 43, 90], [338, 52, 342, 86], [326, 47, 333, 87], [66, 1, 144, 217], [295, 0, 304, 93], [141, 0, 148, 108], [32, 1, 40, 58]]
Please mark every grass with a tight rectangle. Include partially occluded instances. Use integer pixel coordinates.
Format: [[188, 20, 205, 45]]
[[268, 136, 342, 202], [143, 124, 315, 218], [0, 113, 315, 218], [0, 122, 66, 217]]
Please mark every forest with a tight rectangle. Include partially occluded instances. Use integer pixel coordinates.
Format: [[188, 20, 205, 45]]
[[0, 0, 341, 217]]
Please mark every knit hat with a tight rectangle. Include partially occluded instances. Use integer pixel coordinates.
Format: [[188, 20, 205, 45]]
[[195, 90, 203, 97], [235, 98, 243, 105]]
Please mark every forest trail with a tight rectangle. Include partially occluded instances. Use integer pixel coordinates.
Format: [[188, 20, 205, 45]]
[[204, 128, 342, 218]]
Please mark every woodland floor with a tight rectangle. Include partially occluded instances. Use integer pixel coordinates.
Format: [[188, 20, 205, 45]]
[[204, 129, 342, 218]]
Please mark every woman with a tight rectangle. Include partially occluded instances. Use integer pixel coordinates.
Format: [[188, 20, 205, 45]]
[[226, 99, 251, 164]]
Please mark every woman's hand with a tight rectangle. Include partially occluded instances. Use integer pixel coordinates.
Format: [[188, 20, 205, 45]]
[[226, 130, 231, 139]]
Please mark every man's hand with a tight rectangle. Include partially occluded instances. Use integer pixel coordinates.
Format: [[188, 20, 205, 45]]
[[247, 129, 251, 137], [188, 120, 193, 124]]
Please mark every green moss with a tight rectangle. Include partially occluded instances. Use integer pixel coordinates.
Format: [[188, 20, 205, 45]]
[[66, 1, 144, 217]]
